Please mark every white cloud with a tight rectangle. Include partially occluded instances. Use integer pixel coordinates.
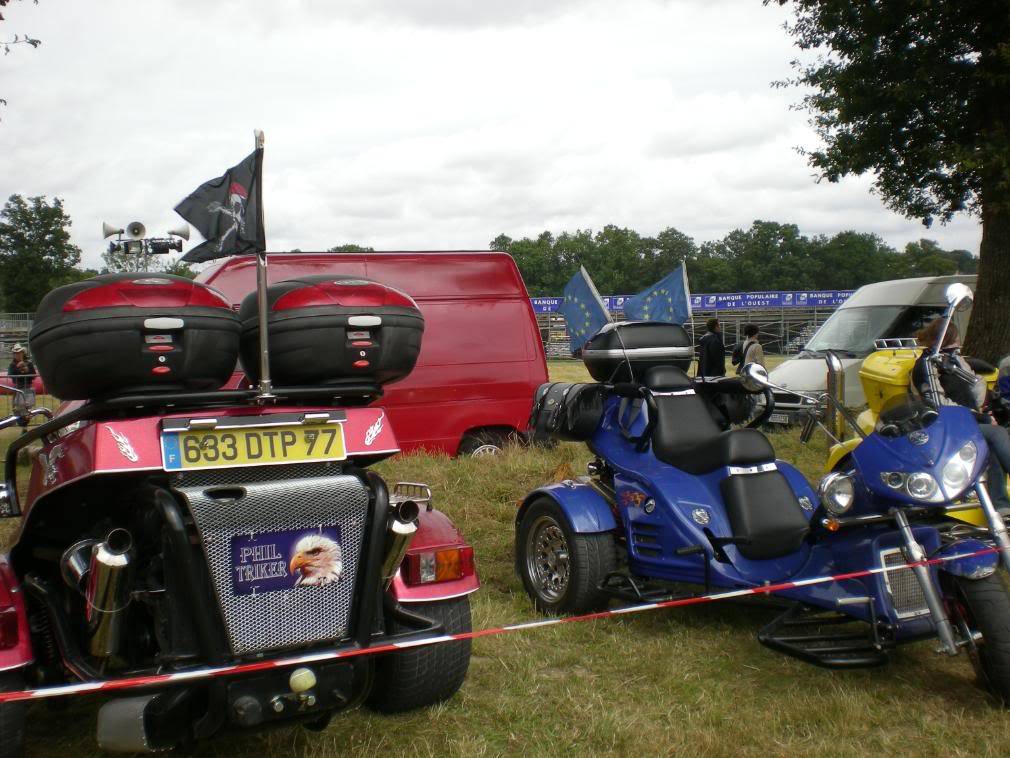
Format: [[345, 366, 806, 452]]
[[0, 0, 981, 273]]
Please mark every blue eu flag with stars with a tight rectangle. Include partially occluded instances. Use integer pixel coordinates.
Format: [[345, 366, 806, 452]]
[[559, 266, 611, 352], [623, 262, 691, 324]]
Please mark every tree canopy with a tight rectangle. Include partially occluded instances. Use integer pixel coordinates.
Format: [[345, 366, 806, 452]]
[[0, 194, 82, 312], [492, 222, 975, 296], [770, 0, 1010, 360]]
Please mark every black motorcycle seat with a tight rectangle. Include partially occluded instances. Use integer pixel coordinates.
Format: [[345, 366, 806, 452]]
[[643, 366, 775, 474]]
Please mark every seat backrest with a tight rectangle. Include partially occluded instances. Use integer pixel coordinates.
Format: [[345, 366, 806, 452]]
[[643, 366, 723, 457]]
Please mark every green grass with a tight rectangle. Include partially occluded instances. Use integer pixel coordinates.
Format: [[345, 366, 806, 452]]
[[9, 362, 1010, 756]]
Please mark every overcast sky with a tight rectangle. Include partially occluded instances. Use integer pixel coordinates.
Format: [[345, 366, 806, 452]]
[[0, 0, 983, 275]]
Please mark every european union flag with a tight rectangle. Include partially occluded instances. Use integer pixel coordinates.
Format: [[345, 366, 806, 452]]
[[559, 266, 611, 352], [624, 262, 692, 324]]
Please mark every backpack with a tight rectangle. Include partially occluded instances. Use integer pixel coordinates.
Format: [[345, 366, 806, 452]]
[[730, 341, 746, 367]]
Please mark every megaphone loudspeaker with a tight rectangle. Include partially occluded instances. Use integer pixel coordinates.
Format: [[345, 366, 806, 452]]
[[102, 221, 124, 239], [167, 223, 190, 241], [126, 221, 146, 240]]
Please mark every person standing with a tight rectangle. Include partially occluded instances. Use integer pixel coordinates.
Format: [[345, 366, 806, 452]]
[[697, 318, 726, 377], [6, 344, 35, 391], [738, 323, 765, 373]]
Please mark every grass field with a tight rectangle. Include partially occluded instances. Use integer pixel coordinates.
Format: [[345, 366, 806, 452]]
[[8, 360, 1010, 756]]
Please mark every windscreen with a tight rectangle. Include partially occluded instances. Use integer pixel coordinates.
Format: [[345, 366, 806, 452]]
[[804, 305, 946, 356]]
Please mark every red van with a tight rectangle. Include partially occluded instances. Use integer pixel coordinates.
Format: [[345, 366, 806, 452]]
[[197, 251, 548, 456]]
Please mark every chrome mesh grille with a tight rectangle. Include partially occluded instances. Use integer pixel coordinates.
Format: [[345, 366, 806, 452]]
[[881, 549, 929, 618], [173, 464, 370, 655]]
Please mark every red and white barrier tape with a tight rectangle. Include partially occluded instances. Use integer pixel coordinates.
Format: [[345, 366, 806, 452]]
[[0, 545, 998, 704]]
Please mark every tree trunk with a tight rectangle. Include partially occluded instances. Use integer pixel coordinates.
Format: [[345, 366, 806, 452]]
[[963, 200, 1010, 365]]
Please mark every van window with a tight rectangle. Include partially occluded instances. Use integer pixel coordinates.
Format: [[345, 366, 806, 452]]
[[804, 305, 946, 356]]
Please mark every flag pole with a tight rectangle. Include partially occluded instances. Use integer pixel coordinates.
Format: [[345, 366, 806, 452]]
[[253, 129, 275, 401]]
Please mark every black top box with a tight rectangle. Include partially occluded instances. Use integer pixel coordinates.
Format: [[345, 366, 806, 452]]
[[30, 273, 241, 399], [582, 321, 694, 382], [238, 275, 424, 387]]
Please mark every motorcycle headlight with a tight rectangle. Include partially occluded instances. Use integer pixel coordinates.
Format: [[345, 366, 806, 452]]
[[906, 472, 939, 501], [941, 441, 978, 497], [818, 472, 855, 515]]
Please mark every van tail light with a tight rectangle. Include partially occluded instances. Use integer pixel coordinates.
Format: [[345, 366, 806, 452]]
[[404, 545, 475, 585], [0, 607, 19, 650]]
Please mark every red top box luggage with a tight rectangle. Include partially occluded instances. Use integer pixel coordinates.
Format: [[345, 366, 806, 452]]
[[238, 275, 424, 387], [30, 273, 241, 399]]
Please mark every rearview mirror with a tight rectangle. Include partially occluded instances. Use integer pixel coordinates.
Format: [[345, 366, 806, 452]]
[[945, 282, 973, 308], [740, 362, 771, 393]]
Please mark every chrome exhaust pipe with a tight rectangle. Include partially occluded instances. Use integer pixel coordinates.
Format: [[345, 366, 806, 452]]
[[381, 500, 419, 587], [60, 538, 99, 592], [84, 528, 135, 659]]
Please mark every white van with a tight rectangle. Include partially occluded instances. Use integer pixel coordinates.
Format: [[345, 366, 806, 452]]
[[766, 274, 976, 424]]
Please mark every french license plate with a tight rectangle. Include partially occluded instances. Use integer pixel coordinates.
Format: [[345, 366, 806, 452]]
[[161, 423, 346, 471], [231, 525, 344, 595], [768, 413, 791, 424]]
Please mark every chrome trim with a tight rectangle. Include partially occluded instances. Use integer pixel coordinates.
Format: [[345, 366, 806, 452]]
[[727, 462, 777, 476], [975, 482, 1010, 575], [582, 346, 694, 358], [891, 508, 959, 655], [879, 547, 930, 619]]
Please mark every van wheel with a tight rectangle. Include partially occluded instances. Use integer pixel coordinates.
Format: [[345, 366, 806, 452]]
[[458, 430, 513, 458]]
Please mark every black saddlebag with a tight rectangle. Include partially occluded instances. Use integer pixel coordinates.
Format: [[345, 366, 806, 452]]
[[29, 274, 241, 399], [719, 469, 810, 561], [582, 321, 693, 382], [238, 275, 424, 386], [529, 382, 606, 442]]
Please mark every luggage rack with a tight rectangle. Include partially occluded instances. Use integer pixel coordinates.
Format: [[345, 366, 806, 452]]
[[874, 337, 920, 351], [2, 382, 384, 518]]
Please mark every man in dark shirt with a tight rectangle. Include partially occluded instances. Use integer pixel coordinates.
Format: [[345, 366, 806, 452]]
[[697, 318, 725, 377]]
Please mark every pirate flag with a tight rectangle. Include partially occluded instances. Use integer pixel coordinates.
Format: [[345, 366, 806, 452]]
[[175, 148, 265, 263]]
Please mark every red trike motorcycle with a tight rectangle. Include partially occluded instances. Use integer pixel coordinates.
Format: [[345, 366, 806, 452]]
[[0, 265, 478, 755]]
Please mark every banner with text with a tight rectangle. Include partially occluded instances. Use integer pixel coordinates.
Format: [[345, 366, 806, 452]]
[[530, 290, 853, 314]]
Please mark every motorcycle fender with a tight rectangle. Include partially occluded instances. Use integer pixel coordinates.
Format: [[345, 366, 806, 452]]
[[0, 555, 32, 672], [516, 482, 617, 535], [825, 437, 861, 473], [935, 539, 998, 580], [390, 508, 480, 603]]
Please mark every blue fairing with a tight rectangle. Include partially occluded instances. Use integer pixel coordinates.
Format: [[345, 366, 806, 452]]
[[935, 539, 998, 579], [852, 405, 987, 509], [519, 481, 617, 534], [589, 395, 817, 585]]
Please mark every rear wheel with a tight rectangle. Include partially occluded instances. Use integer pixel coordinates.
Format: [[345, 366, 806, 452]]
[[367, 597, 472, 713], [950, 574, 1010, 703], [516, 497, 615, 615], [0, 672, 27, 758]]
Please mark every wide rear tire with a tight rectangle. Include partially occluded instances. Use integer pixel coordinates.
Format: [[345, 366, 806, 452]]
[[951, 573, 1010, 703], [367, 597, 472, 713], [516, 497, 615, 615]]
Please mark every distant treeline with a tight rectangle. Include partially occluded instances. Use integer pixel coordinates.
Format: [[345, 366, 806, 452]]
[[489, 221, 977, 297]]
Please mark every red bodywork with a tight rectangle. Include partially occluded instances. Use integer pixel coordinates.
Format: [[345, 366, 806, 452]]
[[0, 557, 32, 672], [8, 400, 476, 669], [198, 252, 548, 455]]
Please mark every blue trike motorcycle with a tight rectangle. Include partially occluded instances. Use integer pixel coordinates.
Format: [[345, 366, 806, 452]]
[[517, 293, 1010, 701]]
